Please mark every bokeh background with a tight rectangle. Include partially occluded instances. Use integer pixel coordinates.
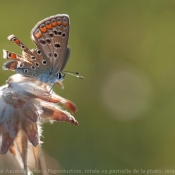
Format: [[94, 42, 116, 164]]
[[1, 0, 175, 174]]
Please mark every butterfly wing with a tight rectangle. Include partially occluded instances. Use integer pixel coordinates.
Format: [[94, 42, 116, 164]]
[[61, 47, 70, 71], [3, 14, 70, 83], [31, 14, 70, 74], [3, 35, 49, 78]]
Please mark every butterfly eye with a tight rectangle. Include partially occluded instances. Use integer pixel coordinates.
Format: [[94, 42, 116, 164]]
[[57, 73, 62, 80]]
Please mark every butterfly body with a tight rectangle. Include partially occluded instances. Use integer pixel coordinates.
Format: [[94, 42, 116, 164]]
[[3, 14, 70, 85], [16, 67, 63, 84]]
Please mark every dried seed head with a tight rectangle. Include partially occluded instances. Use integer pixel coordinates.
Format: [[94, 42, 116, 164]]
[[0, 74, 78, 172]]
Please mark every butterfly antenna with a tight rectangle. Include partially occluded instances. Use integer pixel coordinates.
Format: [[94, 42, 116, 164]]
[[63, 71, 84, 79]]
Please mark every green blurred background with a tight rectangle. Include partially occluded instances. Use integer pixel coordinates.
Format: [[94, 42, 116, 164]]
[[1, 0, 175, 174]]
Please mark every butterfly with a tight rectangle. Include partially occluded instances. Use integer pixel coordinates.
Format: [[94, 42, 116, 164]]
[[3, 14, 83, 86]]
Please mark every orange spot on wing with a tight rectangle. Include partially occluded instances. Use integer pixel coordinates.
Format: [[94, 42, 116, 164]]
[[14, 39, 20, 44], [7, 61, 17, 70], [52, 21, 56, 26], [40, 25, 47, 33], [63, 22, 68, 27], [57, 21, 62, 26], [10, 62, 17, 69], [46, 23, 52, 29], [35, 30, 42, 38], [9, 53, 16, 59]]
